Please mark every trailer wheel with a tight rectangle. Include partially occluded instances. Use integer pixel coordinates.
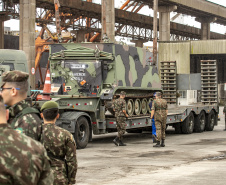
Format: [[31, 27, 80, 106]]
[[74, 116, 90, 149], [194, 111, 206, 133], [182, 112, 194, 134], [205, 110, 216, 131]]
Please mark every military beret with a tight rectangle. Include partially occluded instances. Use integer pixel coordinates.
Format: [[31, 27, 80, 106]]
[[40, 101, 59, 112], [120, 91, 126, 95], [1, 70, 29, 86]]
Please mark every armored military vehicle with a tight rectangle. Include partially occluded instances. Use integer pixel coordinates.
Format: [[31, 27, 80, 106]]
[[34, 43, 162, 148]]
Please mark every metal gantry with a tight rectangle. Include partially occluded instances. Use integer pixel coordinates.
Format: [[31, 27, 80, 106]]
[[2, 0, 224, 42]]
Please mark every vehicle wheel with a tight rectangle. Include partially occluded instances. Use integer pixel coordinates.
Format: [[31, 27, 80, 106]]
[[127, 99, 134, 116], [74, 116, 90, 149], [147, 98, 153, 112], [194, 111, 206, 133], [174, 123, 182, 134], [141, 98, 148, 114], [134, 99, 141, 116], [182, 112, 194, 134], [205, 110, 216, 131]]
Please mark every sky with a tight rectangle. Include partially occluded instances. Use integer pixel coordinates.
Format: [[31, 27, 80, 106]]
[[3, 0, 226, 37]]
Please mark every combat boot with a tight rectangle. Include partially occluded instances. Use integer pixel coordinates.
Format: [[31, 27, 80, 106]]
[[153, 141, 161, 147], [161, 139, 165, 147], [113, 137, 119, 146], [119, 139, 127, 146]]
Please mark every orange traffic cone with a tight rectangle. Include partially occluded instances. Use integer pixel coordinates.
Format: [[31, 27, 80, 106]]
[[41, 69, 51, 100]]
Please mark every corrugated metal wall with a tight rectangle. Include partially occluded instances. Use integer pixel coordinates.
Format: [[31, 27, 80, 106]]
[[159, 41, 191, 74], [191, 40, 226, 55]]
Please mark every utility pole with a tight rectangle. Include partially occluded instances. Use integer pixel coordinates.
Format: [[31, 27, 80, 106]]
[[153, 0, 158, 65]]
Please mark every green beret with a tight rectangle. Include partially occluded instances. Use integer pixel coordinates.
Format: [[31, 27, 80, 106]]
[[1, 70, 29, 86], [120, 91, 126, 95], [40, 101, 59, 112]]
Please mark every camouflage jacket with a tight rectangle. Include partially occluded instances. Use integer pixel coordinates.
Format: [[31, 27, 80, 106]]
[[40, 124, 77, 185], [113, 98, 126, 117], [0, 124, 53, 185], [151, 98, 168, 122], [8, 98, 42, 141]]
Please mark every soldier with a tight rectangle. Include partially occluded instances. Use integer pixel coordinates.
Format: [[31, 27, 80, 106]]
[[112, 91, 129, 146], [149, 92, 157, 143], [0, 70, 42, 141], [40, 101, 77, 185], [0, 96, 54, 185], [150, 92, 168, 147]]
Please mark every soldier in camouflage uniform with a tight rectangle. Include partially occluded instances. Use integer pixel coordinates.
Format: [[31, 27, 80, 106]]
[[150, 92, 168, 147], [0, 96, 54, 185], [40, 101, 77, 185], [112, 91, 128, 146], [0, 70, 42, 141]]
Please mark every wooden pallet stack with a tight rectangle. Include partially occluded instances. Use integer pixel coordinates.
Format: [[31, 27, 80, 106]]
[[200, 60, 218, 105], [160, 61, 177, 104]]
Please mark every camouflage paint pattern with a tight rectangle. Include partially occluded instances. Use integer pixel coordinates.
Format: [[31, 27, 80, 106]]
[[113, 98, 127, 139], [0, 124, 53, 185], [151, 98, 168, 141], [8, 99, 42, 141], [49, 43, 161, 97], [40, 124, 77, 185]]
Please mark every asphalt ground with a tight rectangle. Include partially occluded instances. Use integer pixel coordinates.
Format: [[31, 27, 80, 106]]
[[76, 106, 226, 185]]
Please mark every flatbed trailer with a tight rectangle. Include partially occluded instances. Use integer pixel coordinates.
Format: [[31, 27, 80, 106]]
[[105, 103, 218, 132], [32, 96, 218, 149]]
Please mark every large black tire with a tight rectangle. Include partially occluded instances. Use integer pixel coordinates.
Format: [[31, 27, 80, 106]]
[[194, 111, 206, 133], [182, 112, 194, 134], [205, 110, 216, 131], [74, 116, 90, 149], [174, 123, 182, 134]]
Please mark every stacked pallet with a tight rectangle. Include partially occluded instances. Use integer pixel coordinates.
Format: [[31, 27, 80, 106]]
[[160, 61, 177, 104], [200, 60, 218, 105]]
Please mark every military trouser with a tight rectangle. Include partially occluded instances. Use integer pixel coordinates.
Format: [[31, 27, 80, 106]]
[[116, 116, 126, 139], [155, 119, 166, 141]]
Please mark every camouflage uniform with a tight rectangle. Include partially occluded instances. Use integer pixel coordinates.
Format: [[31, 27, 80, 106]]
[[41, 124, 77, 185], [113, 97, 127, 140], [8, 98, 42, 141], [0, 123, 54, 185], [151, 98, 168, 142], [1, 70, 42, 141], [40, 101, 77, 185]]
